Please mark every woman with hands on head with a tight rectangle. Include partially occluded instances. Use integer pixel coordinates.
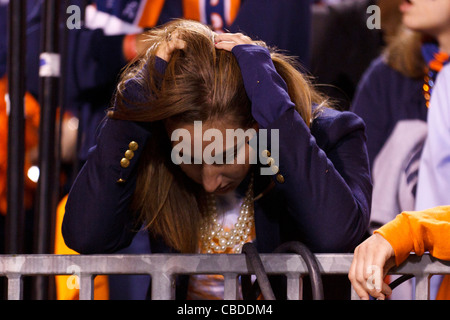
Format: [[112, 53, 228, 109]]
[[63, 19, 371, 299]]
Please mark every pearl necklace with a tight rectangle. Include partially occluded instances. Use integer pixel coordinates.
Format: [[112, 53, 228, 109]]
[[200, 175, 254, 254]]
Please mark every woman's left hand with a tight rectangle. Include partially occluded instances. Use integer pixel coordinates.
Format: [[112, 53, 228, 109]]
[[348, 234, 396, 300], [156, 30, 187, 62], [214, 32, 255, 52]]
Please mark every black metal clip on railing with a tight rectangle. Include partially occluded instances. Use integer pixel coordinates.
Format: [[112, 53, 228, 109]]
[[241, 241, 324, 300], [388, 275, 415, 291]]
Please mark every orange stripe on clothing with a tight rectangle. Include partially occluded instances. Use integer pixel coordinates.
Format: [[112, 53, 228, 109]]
[[182, 0, 240, 26], [182, 0, 201, 22], [227, 0, 240, 26], [138, 0, 166, 28], [429, 52, 450, 72]]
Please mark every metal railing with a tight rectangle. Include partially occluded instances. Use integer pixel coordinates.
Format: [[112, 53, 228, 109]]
[[1, 253, 449, 300]]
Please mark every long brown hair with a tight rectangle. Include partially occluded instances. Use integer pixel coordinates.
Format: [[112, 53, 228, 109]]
[[383, 26, 427, 79], [376, 0, 426, 79], [109, 19, 329, 253]]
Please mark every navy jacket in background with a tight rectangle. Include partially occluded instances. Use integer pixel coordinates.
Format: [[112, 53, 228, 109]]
[[0, 0, 43, 95], [230, 0, 311, 67], [351, 56, 427, 169], [0, 3, 7, 79]]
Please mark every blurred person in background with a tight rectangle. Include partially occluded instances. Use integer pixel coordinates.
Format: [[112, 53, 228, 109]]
[[351, 0, 450, 299], [349, 63, 450, 300], [309, 0, 384, 110]]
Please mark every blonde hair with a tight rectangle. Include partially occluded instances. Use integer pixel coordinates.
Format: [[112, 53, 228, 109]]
[[109, 19, 329, 253]]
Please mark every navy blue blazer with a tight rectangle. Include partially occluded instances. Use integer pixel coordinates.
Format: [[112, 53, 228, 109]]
[[63, 45, 372, 257]]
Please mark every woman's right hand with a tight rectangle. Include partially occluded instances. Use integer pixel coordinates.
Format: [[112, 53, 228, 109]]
[[156, 30, 186, 62], [214, 32, 255, 52]]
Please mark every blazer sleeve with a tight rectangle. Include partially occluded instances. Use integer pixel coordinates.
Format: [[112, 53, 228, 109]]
[[62, 58, 167, 254], [268, 109, 372, 252], [233, 45, 372, 252]]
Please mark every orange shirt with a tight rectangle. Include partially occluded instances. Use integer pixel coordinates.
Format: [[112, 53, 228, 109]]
[[54, 195, 109, 300], [0, 76, 40, 215], [375, 205, 450, 299]]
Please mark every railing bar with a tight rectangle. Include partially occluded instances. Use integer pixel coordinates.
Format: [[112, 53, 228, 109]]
[[286, 274, 302, 300], [223, 273, 239, 300], [350, 287, 360, 300], [151, 272, 175, 300], [0, 254, 447, 277], [414, 275, 430, 300], [7, 275, 23, 300], [79, 274, 94, 300], [0, 254, 448, 301]]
